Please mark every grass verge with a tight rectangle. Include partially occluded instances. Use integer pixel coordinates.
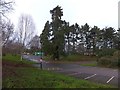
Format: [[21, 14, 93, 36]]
[[80, 62, 97, 67], [2, 54, 36, 64], [2, 54, 116, 88], [3, 66, 115, 88]]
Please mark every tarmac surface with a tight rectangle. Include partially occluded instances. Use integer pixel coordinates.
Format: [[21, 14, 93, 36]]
[[23, 55, 119, 87]]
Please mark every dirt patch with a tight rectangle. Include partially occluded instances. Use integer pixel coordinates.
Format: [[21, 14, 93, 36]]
[[2, 60, 32, 68], [2, 60, 33, 78]]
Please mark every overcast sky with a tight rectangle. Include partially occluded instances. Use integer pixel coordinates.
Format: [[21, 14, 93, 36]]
[[8, 0, 119, 35]]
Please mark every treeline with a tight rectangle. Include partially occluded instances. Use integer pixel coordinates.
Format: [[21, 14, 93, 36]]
[[40, 6, 120, 60], [1, 0, 41, 58]]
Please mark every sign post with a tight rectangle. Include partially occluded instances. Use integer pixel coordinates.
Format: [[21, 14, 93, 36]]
[[35, 52, 44, 69], [39, 58, 43, 70]]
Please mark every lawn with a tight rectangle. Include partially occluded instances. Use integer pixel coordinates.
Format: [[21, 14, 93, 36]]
[[2, 54, 116, 88], [80, 61, 97, 67], [2, 54, 36, 64]]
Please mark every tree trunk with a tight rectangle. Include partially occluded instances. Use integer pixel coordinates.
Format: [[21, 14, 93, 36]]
[[93, 37, 96, 55], [68, 37, 70, 55]]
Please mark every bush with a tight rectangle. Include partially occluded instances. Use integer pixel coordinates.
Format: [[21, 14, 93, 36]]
[[113, 50, 120, 58], [97, 56, 118, 68], [98, 56, 110, 65], [96, 48, 116, 57], [113, 51, 120, 67], [97, 51, 120, 68], [118, 59, 120, 67]]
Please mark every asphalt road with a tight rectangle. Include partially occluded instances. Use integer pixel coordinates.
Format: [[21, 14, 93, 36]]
[[23, 55, 119, 87]]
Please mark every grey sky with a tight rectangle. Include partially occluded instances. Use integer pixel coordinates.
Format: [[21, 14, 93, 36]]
[[8, 0, 119, 35]]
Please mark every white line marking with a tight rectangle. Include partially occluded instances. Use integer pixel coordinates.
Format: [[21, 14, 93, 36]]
[[52, 68, 54, 70], [68, 72, 81, 76], [56, 68, 60, 70], [57, 68, 62, 70], [84, 74, 97, 80], [113, 70, 117, 71], [106, 76, 114, 83]]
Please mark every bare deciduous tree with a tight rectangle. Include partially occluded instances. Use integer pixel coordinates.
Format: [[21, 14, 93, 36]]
[[17, 14, 36, 60], [29, 35, 40, 48], [0, 0, 14, 18], [1, 20, 14, 47], [29, 35, 41, 53], [0, 0, 14, 58]]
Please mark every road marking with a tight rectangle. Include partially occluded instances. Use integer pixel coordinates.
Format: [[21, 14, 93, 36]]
[[58, 68, 61, 70], [113, 70, 117, 71], [68, 72, 81, 76], [106, 76, 114, 83], [56, 68, 62, 70], [46, 67, 63, 70], [84, 74, 97, 80]]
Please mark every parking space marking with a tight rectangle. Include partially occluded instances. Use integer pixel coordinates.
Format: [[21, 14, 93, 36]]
[[45, 67, 62, 70], [48, 68, 50, 70], [56, 68, 61, 70], [113, 70, 117, 71], [106, 76, 114, 83], [51, 68, 54, 70], [68, 72, 81, 76], [84, 74, 97, 80]]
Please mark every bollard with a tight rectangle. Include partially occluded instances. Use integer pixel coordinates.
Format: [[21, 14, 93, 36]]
[[40, 62, 42, 70]]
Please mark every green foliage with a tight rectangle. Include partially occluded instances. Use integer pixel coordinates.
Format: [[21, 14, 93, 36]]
[[97, 56, 118, 67], [113, 51, 120, 67], [113, 50, 120, 57], [40, 6, 65, 60], [80, 62, 97, 67], [97, 50, 120, 68], [40, 6, 119, 61], [2, 54, 20, 61], [43, 55, 52, 61], [40, 21, 53, 55], [96, 48, 116, 57], [2, 54, 36, 64]]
